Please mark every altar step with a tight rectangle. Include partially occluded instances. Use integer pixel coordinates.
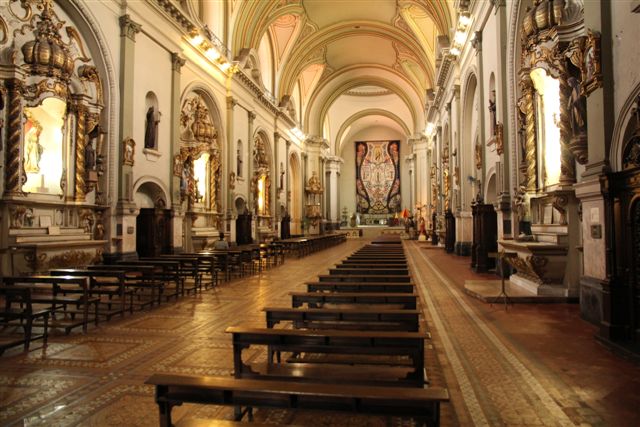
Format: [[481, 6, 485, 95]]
[[464, 279, 579, 304]]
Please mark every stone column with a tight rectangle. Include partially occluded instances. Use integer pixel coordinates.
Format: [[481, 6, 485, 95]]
[[285, 139, 291, 213], [247, 111, 256, 213], [115, 14, 141, 259], [410, 136, 429, 209], [404, 154, 415, 211], [325, 156, 343, 229], [170, 52, 185, 252], [575, 0, 615, 331], [494, 1, 512, 238], [226, 96, 237, 221], [273, 131, 281, 227]]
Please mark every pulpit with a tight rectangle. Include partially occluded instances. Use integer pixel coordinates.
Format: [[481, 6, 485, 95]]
[[471, 203, 497, 273]]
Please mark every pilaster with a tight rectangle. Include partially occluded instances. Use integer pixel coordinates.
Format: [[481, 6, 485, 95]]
[[170, 52, 185, 251]]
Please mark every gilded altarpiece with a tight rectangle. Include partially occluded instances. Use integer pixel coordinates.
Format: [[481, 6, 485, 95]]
[[0, 0, 107, 274], [502, 0, 598, 297], [252, 135, 273, 242], [178, 93, 222, 250]]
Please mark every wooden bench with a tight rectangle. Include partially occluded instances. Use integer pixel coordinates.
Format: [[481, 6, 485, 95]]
[[318, 274, 412, 283], [144, 256, 202, 294], [336, 262, 408, 269], [0, 286, 51, 354], [226, 326, 428, 387], [146, 374, 448, 427], [306, 281, 415, 293], [291, 291, 418, 309], [2, 275, 98, 333], [264, 306, 421, 331], [117, 260, 182, 301], [88, 264, 163, 309], [329, 267, 410, 276], [50, 269, 133, 319]]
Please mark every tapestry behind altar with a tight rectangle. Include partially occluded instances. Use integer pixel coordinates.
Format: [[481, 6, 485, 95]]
[[355, 141, 401, 214]]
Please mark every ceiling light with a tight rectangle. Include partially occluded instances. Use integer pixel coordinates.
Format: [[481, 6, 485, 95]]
[[191, 34, 203, 46], [459, 14, 471, 28], [220, 62, 231, 71], [205, 47, 220, 61], [425, 122, 435, 136], [454, 30, 467, 46], [450, 47, 460, 56]]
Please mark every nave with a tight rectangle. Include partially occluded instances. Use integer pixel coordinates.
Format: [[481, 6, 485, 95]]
[[1, 240, 638, 426]]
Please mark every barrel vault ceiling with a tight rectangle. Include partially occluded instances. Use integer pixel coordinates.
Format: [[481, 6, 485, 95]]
[[230, 0, 454, 154]]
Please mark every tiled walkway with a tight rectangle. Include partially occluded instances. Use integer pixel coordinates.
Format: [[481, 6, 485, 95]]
[[1, 240, 639, 426]]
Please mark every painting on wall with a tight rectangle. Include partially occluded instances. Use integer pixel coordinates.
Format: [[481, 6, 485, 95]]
[[355, 140, 401, 214]]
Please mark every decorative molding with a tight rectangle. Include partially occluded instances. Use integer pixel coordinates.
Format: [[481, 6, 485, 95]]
[[119, 15, 141, 41], [171, 52, 185, 72]]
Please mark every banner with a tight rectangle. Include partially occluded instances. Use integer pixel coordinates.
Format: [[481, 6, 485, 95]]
[[355, 140, 401, 214]]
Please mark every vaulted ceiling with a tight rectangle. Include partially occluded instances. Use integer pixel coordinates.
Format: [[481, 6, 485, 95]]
[[230, 0, 454, 153]]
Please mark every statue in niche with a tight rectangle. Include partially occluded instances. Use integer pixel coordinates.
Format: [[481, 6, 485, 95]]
[[488, 91, 497, 137], [24, 119, 44, 173], [279, 162, 285, 190], [567, 76, 587, 136], [173, 154, 183, 177], [144, 106, 160, 149], [475, 141, 482, 170], [85, 124, 103, 170], [237, 146, 243, 176], [123, 137, 135, 166]]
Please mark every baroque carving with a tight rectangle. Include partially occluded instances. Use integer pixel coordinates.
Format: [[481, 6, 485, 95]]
[[622, 95, 640, 170], [505, 254, 550, 284], [123, 137, 135, 166]]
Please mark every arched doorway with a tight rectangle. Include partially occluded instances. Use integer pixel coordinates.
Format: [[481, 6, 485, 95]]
[[290, 152, 302, 235], [135, 181, 171, 257]]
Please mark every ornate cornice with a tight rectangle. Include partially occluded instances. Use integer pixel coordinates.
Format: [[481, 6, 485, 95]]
[[150, 0, 197, 34]]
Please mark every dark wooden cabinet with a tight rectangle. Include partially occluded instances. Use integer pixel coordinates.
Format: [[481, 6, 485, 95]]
[[236, 213, 253, 245], [471, 203, 497, 272], [445, 210, 455, 253]]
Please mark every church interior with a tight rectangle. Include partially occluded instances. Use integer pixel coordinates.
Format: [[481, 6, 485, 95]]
[[1, 0, 640, 425]]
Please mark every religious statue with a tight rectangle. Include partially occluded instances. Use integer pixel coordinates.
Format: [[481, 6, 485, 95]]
[[173, 154, 183, 177], [229, 171, 236, 190], [567, 76, 587, 135], [279, 162, 285, 190], [24, 120, 44, 173], [475, 141, 482, 170], [418, 216, 426, 236], [306, 171, 322, 193], [144, 106, 160, 149], [86, 124, 104, 170], [237, 147, 243, 176], [488, 91, 497, 137], [123, 137, 135, 166]]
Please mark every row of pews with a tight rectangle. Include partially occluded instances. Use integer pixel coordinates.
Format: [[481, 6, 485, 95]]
[[146, 234, 449, 426], [0, 234, 346, 356]]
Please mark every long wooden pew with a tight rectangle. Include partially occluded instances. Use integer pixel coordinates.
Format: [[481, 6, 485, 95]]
[[87, 264, 162, 309], [306, 281, 415, 293], [50, 269, 133, 319], [329, 267, 409, 275], [318, 274, 412, 283], [1, 276, 98, 333], [226, 326, 427, 387], [146, 374, 448, 427], [264, 306, 421, 331], [291, 291, 418, 309]]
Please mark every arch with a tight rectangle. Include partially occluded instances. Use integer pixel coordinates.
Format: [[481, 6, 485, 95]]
[[462, 72, 479, 210], [289, 151, 302, 235], [308, 76, 420, 136], [133, 178, 170, 209], [334, 109, 411, 154], [611, 83, 640, 172], [485, 169, 498, 204], [234, 195, 247, 215], [507, 0, 535, 188]]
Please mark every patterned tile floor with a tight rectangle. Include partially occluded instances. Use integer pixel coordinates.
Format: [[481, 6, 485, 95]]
[[1, 240, 639, 426]]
